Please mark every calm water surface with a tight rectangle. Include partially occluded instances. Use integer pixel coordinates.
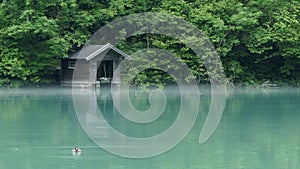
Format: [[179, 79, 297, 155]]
[[0, 87, 299, 169]]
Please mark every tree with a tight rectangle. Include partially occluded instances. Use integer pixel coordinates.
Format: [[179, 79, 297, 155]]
[[0, 0, 299, 87]]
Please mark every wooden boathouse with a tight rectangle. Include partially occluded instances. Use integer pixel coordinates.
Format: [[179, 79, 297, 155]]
[[61, 43, 130, 87]]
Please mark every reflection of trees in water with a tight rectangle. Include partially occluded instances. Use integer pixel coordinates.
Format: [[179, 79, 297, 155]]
[[0, 88, 299, 168], [96, 86, 192, 138], [0, 88, 86, 148], [0, 96, 27, 120], [219, 87, 300, 168]]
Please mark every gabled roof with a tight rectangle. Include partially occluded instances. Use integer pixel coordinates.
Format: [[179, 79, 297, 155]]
[[69, 43, 130, 61]]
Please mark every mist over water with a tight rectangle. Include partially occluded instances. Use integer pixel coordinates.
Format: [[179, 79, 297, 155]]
[[0, 86, 299, 169]]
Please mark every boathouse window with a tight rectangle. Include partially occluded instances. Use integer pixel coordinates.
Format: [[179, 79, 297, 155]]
[[68, 60, 76, 69]]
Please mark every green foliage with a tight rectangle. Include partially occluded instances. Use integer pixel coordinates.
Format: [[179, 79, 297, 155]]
[[0, 0, 299, 87], [0, 0, 107, 86]]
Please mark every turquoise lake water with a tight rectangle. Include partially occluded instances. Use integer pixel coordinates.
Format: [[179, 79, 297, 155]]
[[0, 87, 299, 169]]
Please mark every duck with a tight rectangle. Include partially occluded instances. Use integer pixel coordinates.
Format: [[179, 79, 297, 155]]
[[72, 145, 82, 155]]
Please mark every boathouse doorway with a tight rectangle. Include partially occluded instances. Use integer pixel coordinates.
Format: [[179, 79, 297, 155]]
[[97, 60, 114, 84]]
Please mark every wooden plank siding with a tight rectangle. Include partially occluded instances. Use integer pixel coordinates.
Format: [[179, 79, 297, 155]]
[[61, 59, 90, 86]]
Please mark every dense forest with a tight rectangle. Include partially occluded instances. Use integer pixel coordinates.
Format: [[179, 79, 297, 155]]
[[0, 0, 299, 87]]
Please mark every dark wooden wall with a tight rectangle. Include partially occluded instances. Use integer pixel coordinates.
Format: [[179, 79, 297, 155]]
[[61, 59, 90, 84]]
